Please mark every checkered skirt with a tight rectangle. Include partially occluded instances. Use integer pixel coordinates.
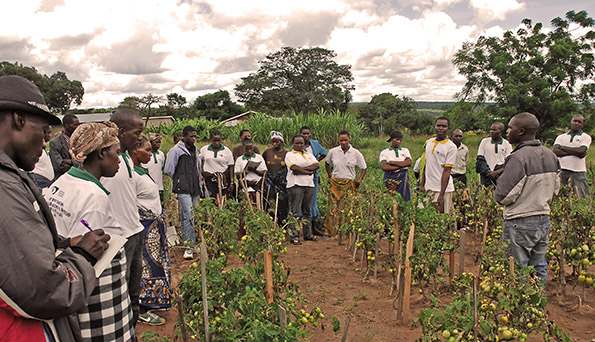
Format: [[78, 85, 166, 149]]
[[77, 248, 136, 341]]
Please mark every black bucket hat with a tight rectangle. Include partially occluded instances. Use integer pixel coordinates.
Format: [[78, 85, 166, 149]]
[[0, 75, 61, 125]]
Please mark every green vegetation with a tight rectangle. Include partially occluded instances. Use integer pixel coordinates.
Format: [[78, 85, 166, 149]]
[[453, 10, 595, 140]]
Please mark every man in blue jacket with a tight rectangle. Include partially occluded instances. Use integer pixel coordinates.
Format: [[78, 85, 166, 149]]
[[165, 125, 203, 260]]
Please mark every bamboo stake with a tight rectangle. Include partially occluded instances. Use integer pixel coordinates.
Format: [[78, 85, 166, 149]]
[[199, 228, 210, 342], [264, 251, 274, 304], [402, 222, 415, 322]]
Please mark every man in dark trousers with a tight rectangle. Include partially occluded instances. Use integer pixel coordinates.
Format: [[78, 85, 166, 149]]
[[50, 113, 80, 178], [0, 75, 109, 341], [495, 112, 559, 284]]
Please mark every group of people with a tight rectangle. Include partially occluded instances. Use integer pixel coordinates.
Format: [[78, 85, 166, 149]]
[[418, 114, 589, 287], [0, 76, 172, 342], [0, 74, 590, 341]]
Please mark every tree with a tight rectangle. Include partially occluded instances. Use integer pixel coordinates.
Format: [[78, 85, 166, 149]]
[[452, 10, 595, 136], [359, 93, 432, 134], [192, 90, 245, 120], [443, 100, 491, 132], [0, 62, 84, 113], [119, 93, 163, 121], [234, 47, 354, 114]]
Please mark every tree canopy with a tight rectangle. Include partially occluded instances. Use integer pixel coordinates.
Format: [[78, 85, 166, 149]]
[[192, 90, 245, 120], [234, 47, 354, 114], [358, 93, 433, 135], [452, 10, 595, 137], [0, 61, 84, 113]]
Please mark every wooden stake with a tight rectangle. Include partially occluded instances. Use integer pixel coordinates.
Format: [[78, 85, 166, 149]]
[[449, 235, 455, 282], [273, 193, 279, 228], [473, 277, 478, 341], [509, 256, 515, 275], [176, 293, 189, 342], [459, 229, 466, 275], [374, 232, 381, 279], [341, 316, 351, 342], [199, 228, 210, 342], [478, 217, 489, 260], [264, 251, 274, 304], [278, 305, 287, 330], [402, 222, 415, 322]]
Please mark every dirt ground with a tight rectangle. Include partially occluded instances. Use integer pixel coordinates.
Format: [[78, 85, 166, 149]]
[[137, 232, 595, 341]]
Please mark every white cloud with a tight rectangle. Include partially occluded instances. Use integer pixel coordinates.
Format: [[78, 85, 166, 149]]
[[1, 0, 562, 107], [469, 0, 524, 21]]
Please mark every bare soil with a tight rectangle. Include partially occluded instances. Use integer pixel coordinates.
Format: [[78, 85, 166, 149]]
[[137, 233, 595, 341]]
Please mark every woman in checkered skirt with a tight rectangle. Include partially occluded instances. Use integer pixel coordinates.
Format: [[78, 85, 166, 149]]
[[43, 122, 135, 341]]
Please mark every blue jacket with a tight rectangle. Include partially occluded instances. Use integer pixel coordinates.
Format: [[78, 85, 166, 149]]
[[165, 141, 203, 196]]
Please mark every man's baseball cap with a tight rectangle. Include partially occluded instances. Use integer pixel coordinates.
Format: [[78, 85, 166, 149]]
[[386, 130, 403, 142], [0, 75, 61, 125]]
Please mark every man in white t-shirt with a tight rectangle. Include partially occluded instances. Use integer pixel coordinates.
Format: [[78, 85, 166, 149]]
[[235, 139, 267, 193], [476, 122, 512, 187], [100, 108, 145, 326], [553, 114, 592, 198], [421, 117, 458, 213]]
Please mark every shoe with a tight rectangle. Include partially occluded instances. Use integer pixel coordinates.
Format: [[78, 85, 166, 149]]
[[291, 239, 302, 245], [183, 250, 194, 260], [304, 236, 317, 241], [138, 311, 166, 326]]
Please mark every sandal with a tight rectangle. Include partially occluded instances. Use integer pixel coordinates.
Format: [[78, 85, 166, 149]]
[[138, 311, 166, 326], [291, 239, 302, 245]]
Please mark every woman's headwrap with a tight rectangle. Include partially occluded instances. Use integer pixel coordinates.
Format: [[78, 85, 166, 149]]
[[70, 121, 120, 163], [270, 130, 284, 143]]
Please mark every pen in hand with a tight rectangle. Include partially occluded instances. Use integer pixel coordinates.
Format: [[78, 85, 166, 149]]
[[80, 219, 93, 232]]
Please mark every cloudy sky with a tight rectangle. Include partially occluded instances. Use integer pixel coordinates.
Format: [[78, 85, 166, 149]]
[[3, 0, 593, 108]]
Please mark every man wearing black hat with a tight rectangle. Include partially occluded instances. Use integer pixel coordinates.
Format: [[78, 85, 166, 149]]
[[380, 130, 412, 200], [0, 75, 109, 341]]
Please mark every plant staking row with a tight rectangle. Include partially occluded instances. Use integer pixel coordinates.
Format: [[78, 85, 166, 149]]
[[177, 198, 326, 341]]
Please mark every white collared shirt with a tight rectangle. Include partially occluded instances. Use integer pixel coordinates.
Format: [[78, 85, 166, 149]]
[[326, 145, 367, 180], [554, 131, 592, 172], [141, 149, 165, 191], [477, 138, 512, 170], [284, 150, 319, 188], [423, 137, 457, 192], [199, 145, 234, 174], [235, 153, 267, 191]]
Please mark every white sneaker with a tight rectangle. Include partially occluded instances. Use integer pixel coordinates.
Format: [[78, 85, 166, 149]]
[[183, 250, 194, 260]]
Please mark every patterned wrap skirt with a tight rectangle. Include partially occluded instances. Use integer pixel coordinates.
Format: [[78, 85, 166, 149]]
[[324, 178, 355, 236], [383, 168, 411, 201], [139, 208, 172, 309]]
